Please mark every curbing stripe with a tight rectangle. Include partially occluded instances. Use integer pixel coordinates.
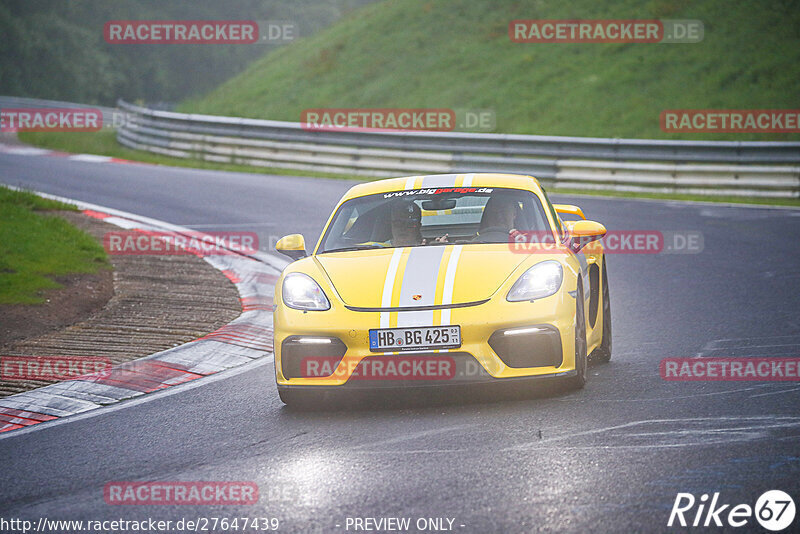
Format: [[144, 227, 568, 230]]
[[0, 407, 57, 422], [0, 193, 282, 433], [0, 143, 139, 165]]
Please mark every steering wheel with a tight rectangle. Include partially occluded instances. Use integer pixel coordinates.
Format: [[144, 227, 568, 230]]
[[472, 226, 511, 243]]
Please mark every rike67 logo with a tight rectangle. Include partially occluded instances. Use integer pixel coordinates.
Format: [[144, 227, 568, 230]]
[[668, 490, 796, 531]]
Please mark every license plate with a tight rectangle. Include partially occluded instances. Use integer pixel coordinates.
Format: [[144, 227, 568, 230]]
[[369, 325, 461, 352]]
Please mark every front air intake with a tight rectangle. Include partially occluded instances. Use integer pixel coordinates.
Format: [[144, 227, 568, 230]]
[[280, 336, 347, 379], [488, 325, 562, 368]]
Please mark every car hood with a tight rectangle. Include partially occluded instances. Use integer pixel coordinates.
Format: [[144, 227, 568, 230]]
[[315, 245, 529, 309]]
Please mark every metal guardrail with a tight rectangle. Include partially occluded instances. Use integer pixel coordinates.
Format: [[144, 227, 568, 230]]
[[2, 96, 797, 198], [0, 95, 118, 126], [116, 100, 800, 198]]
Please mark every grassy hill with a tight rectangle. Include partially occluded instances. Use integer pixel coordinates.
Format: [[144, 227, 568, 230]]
[[181, 0, 800, 140]]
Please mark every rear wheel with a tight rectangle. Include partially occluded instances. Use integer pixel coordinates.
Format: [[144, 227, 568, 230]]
[[591, 261, 612, 363], [566, 281, 588, 389]]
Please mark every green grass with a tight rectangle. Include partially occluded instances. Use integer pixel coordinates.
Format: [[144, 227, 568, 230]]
[[18, 130, 121, 157], [181, 0, 800, 141], [0, 186, 109, 305], [0, 187, 78, 212]]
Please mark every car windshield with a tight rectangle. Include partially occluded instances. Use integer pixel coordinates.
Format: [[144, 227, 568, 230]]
[[318, 187, 553, 253]]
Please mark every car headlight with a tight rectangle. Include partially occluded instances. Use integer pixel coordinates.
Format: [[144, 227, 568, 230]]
[[282, 273, 331, 311], [506, 260, 563, 302]]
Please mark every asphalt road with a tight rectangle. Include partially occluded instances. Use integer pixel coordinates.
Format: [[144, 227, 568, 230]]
[[2, 153, 800, 533]]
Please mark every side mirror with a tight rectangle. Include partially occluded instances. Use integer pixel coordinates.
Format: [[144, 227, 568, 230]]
[[275, 234, 307, 260], [568, 220, 606, 253], [553, 204, 586, 220]]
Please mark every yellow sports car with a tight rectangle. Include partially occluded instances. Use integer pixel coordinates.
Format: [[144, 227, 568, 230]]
[[273, 173, 611, 406]]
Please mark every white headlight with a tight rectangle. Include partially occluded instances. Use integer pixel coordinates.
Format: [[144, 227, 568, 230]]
[[506, 261, 563, 302], [282, 273, 331, 311]]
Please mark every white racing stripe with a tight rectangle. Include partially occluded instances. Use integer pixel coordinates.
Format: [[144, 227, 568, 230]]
[[380, 175, 469, 329], [380, 248, 404, 328], [440, 245, 463, 326], [420, 174, 459, 189], [396, 246, 446, 327]]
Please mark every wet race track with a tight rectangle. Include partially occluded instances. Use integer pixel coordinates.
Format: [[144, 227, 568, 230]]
[[2, 152, 800, 533]]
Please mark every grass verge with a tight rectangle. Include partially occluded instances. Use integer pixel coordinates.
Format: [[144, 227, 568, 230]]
[[0, 185, 110, 305], [17, 131, 800, 208]]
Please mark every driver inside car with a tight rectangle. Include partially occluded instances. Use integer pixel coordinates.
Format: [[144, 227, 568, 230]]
[[389, 200, 448, 246], [473, 194, 521, 242]]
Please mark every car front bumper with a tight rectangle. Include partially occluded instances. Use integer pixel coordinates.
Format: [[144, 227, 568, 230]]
[[274, 289, 578, 388]]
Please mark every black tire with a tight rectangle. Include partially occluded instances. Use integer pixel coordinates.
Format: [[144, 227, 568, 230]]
[[566, 281, 588, 389], [591, 261, 612, 363]]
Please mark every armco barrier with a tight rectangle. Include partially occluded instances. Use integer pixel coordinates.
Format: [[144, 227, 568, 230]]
[[3, 96, 798, 198], [0, 95, 118, 127], [114, 100, 799, 198]]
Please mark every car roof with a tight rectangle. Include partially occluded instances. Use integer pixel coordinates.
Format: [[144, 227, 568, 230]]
[[343, 173, 543, 199]]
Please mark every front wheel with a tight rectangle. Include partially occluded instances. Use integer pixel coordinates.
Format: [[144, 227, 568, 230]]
[[565, 281, 588, 389]]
